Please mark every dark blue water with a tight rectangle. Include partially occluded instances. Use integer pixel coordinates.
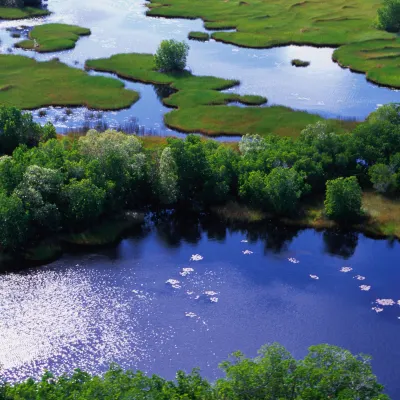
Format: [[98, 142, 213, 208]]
[[0, 0, 398, 134], [1, 217, 399, 397]]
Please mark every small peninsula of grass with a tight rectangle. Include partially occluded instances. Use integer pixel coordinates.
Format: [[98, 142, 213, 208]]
[[0, 6, 49, 19], [86, 53, 352, 137], [0, 54, 138, 110], [15, 23, 91, 53], [188, 31, 210, 41], [145, 0, 399, 88], [291, 59, 310, 67]]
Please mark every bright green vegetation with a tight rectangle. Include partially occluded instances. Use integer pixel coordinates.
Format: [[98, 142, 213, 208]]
[[0, 104, 399, 255], [188, 31, 210, 41], [291, 58, 310, 67], [15, 23, 91, 53], [0, 6, 48, 19], [0, 55, 138, 110], [86, 53, 350, 137], [146, 0, 400, 88], [154, 39, 189, 71], [1, 343, 389, 399], [333, 38, 400, 87]]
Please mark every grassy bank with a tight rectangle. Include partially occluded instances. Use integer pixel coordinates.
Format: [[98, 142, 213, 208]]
[[0, 6, 49, 19], [86, 53, 354, 137], [214, 192, 400, 240], [145, 0, 399, 88], [0, 54, 138, 109], [15, 23, 91, 53], [188, 31, 210, 41]]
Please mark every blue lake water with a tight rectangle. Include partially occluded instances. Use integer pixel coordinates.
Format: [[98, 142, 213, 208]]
[[0, 217, 399, 397], [0, 0, 398, 134]]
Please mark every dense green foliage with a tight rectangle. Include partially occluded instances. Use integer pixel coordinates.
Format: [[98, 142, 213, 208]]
[[0, 343, 389, 399], [154, 39, 189, 72], [325, 177, 362, 221], [378, 0, 400, 32], [0, 104, 399, 253]]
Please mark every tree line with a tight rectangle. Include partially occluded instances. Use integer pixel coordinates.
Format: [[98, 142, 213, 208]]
[[0, 103, 399, 253], [0, 343, 390, 399]]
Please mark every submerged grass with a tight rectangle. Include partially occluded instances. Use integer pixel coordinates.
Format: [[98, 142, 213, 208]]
[[0, 6, 49, 20], [0, 54, 138, 110], [291, 59, 310, 67], [86, 53, 352, 137], [15, 23, 91, 53], [146, 0, 399, 88]]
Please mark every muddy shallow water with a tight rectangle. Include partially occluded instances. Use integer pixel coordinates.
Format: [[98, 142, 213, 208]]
[[0, 217, 400, 397], [0, 0, 398, 135]]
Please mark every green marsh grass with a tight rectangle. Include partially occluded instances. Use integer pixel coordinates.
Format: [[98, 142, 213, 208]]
[[0, 6, 49, 20], [15, 23, 91, 53], [0, 54, 138, 110], [86, 53, 352, 137], [188, 31, 210, 41]]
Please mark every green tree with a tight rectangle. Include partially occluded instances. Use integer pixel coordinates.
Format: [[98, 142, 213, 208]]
[[325, 176, 362, 221], [154, 39, 189, 72], [239, 170, 268, 208], [158, 147, 178, 205], [62, 179, 105, 226], [264, 167, 306, 215], [377, 0, 400, 32], [369, 163, 396, 193], [0, 192, 28, 252]]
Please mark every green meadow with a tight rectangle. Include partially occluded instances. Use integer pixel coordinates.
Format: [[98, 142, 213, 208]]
[[0, 55, 138, 109], [146, 0, 400, 88], [86, 53, 353, 137], [0, 6, 49, 19], [15, 23, 91, 52], [188, 31, 210, 41]]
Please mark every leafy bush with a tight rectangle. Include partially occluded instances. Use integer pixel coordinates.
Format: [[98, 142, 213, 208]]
[[154, 39, 189, 72], [369, 163, 396, 193], [325, 176, 362, 221], [377, 0, 400, 32]]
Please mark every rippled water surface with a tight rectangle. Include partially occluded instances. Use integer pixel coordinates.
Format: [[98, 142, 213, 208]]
[[0, 0, 398, 133], [0, 218, 400, 397]]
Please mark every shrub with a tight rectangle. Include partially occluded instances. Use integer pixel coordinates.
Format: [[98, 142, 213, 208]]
[[369, 163, 396, 193], [325, 176, 362, 221], [154, 39, 189, 72], [377, 0, 400, 32]]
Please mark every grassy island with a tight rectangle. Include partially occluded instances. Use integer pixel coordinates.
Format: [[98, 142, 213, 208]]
[[86, 52, 353, 137], [0, 5, 49, 19], [15, 23, 91, 53], [0, 54, 138, 109], [188, 31, 210, 41], [291, 58, 310, 67], [146, 0, 400, 88]]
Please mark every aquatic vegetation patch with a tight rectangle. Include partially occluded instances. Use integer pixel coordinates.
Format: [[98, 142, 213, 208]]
[[291, 59, 310, 67], [85, 53, 351, 138], [15, 23, 91, 53], [354, 275, 366, 280], [0, 6, 49, 19], [188, 31, 210, 42], [360, 285, 371, 291], [0, 55, 138, 110], [146, 0, 399, 88], [340, 266, 353, 273], [376, 298, 395, 306], [190, 254, 203, 261], [333, 38, 400, 88], [242, 249, 253, 254]]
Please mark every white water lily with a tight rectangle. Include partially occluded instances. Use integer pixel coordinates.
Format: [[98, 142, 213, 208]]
[[288, 258, 299, 264], [376, 298, 395, 306], [204, 291, 218, 296], [190, 254, 203, 261], [309, 274, 319, 280], [185, 312, 197, 318], [241, 240, 248, 243], [179, 267, 194, 277], [166, 279, 180, 286], [354, 275, 366, 281], [210, 297, 218, 303], [242, 250, 253, 255], [372, 307, 384, 313], [360, 285, 371, 291], [340, 267, 353, 273]]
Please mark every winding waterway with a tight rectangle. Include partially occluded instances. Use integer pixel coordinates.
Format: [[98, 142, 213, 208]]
[[0, 216, 399, 397], [0, 0, 398, 134]]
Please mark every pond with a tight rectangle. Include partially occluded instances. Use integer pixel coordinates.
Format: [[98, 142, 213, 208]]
[[0, 215, 399, 397], [0, 0, 398, 135]]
